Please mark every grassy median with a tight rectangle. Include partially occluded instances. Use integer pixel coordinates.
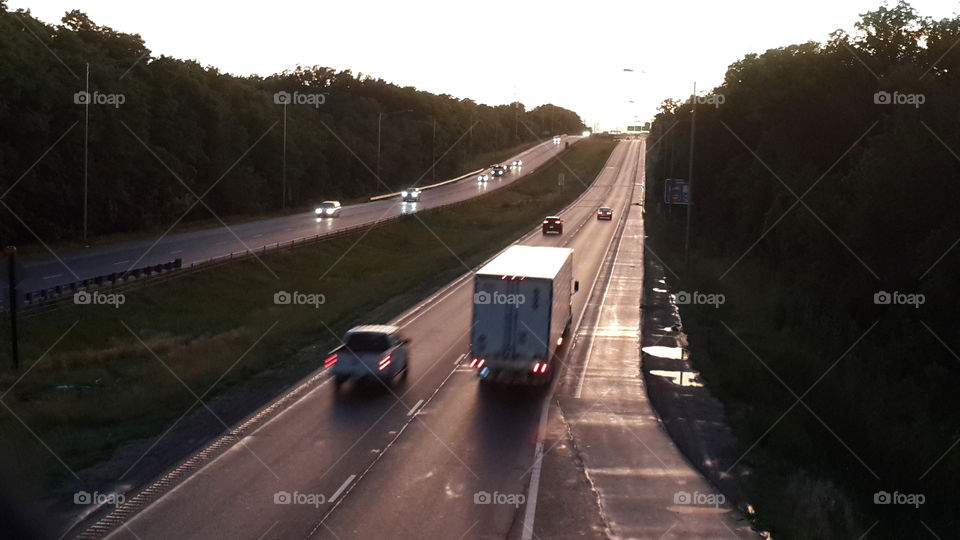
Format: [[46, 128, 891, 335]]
[[0, 137, 615, 494]]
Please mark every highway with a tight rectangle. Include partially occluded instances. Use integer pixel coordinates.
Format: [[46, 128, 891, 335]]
[[80, 139, 751, 539], [18, 136, 575, 297]]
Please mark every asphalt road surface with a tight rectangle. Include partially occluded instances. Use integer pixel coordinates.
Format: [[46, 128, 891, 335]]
[[83, 139, 750, 540], [18, 136, 576, 297]]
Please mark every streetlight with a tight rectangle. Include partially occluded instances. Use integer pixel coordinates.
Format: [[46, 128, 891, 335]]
[[377, 109, 414, 184], [4, 245, 17, 369]]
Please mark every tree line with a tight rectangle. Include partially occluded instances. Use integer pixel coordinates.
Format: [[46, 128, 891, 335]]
[[648, 1, 960, 536], [0, 5, 585, 243]]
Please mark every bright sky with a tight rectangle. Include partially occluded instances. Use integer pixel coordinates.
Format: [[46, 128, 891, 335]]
[[10, 0, 960, 130]]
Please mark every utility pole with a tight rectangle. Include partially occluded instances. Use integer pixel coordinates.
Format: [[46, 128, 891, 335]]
[[5, 246, 17, 370], [83, 63, 89, 243], [685, 82, 696, 266], [376, 111, 383, 183], [281, 103, 287, 209]]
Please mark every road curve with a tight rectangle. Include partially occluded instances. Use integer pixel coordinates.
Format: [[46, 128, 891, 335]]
[[19, 136, 577, 296]]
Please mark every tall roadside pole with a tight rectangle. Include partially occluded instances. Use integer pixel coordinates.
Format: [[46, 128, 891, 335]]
[[685, 82, 696, 266], [281, 102, 287, 209], [83, 63, 90, 243], [5, 246, 18, 370]]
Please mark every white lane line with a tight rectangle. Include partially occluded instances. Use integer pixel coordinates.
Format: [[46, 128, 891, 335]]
[[42, 273, 63, 280], [113, 260, 131, 265], [328, 474, 356, 503], [169, 250, 182, 254], [252, 233, 263, 238], [406, 399, 425, 417], [521, 388, 552, 540]]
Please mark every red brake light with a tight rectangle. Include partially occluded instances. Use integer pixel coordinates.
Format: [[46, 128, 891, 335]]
[[379, 354, 392, 370], [324, 354, 338, 368], [543, 220, 549, 224], [532, 362, 541, 373]]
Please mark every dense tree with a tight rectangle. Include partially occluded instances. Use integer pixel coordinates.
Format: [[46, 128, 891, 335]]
[[649, 2, 960, 535], [0, 9, 584, 242]]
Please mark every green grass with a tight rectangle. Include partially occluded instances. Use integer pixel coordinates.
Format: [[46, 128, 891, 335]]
[[0, 137, 616, 495]]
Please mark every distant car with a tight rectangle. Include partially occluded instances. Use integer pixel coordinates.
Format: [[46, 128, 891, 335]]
[[553, 136, 561, 145], [477, 174, 490, 182], [512, 159, 523, 167], [542, 216, 563, 235], [401, 188, 422, 202], [491, 165, 506, 177], [597, 207, 613, 220], [315, 201, 342, 218], [327, 325, 409, 388]]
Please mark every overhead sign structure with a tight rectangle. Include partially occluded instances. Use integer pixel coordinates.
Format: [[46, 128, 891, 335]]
[[664, 179, 690, 205]]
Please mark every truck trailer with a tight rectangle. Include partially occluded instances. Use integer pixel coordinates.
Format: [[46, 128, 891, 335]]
[[469, 245, 578, 384]]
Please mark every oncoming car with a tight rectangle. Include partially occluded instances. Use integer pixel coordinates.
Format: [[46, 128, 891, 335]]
[[597, 207, 613, 220], [326, 325, 410, 388], [477, 173, 490, 182], [315, 201, 342, 218], [542, 216, 563, 235], [512, 159, 523, 168], [553, 136, 561, 145], [401, 188, 422, 202], [491, 164, 506, 177]]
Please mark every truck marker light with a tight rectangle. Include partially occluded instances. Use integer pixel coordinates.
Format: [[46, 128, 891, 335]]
[[469, 357, 479, 368], [324, 354, 338, 368], [379, 354, 392, 370], [477, 359, 485, 369]]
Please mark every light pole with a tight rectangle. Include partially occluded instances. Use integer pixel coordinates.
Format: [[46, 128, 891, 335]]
[[377, 109, 413, 184], [5, 245, 17, 370]]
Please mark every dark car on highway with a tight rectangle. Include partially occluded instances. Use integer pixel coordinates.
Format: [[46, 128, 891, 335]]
[[597, 207, 613, 220], [542, 216, 563, 235]]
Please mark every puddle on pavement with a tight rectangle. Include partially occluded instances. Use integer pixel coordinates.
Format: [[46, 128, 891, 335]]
[[642, 346, 687, 360], [650, 369, 704, 387]]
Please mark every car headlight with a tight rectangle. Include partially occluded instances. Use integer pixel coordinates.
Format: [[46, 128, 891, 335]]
[[315, 208, 322, 214], [325, 209, 334, 214]]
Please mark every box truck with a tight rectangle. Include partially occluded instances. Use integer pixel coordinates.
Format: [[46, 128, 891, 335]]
[[469, 245, 578, 384]]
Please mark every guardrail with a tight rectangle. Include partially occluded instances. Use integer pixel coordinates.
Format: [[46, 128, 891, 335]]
[[12, 138, 579, 318]]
